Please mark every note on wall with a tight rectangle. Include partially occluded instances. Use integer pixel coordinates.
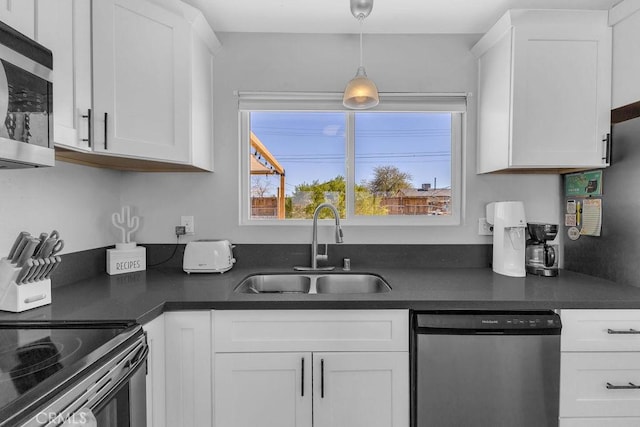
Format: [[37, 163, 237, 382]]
[[580, 199, 602, 236], [565, 170, 603, 197]]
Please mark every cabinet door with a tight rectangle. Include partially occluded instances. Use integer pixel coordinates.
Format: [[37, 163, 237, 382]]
[[165, 311, 212, 427], [611, 7, 640, 109], [92, 0, 190, 162], [143, 314, 166, 427], [560, 352, 640, 418], [0, 0, 34, 37], [511, 11, 611, 168], [190, 30, 214, 171], [313, 352, 409, 427], [35, 0, 91, 151], [215, 352, 312, 427]]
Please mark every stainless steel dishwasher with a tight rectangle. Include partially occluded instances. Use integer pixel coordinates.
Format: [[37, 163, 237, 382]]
[[412, 310, 561, 427]]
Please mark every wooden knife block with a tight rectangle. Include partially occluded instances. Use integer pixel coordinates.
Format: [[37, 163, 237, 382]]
[[0, 258, 51, 312]]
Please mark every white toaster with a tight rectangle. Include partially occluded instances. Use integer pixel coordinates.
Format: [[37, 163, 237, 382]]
[[183, 239, 236, 274]]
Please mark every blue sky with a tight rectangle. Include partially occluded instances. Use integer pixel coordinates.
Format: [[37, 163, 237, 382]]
[[250, 111, 452, 196]]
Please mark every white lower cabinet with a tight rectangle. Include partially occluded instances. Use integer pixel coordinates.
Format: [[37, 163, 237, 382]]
[[214, 351, 408, 427], [143, 314, 166, 427], [215, 352, 312, 427], [560, 310, 640, 426], [313, 352, 408, 427], [164, 311, 212, 427], [145, 309, 407, 427], [144, 311, 212, 427], [213, 310, 409, 427]]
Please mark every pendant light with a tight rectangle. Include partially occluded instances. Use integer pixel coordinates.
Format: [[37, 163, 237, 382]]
[[343, 0, 379, 109]]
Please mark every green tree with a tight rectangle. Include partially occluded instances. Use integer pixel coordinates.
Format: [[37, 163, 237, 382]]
[[288, 176, 346, 219], [355, 183, 388, 216], [367, 165, 412, 196], [286, 175, 389, 218]]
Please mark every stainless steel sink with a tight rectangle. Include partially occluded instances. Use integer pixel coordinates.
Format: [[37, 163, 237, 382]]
[[235, 274, 311, 294], [234, 273, 391, 295], [315, 274, 390, 294]]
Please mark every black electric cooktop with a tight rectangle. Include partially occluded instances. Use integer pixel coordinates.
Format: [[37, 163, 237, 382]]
[[0, 321, 135, 420]]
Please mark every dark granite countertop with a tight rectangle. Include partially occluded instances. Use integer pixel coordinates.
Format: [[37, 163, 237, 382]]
[[2, 265, 640, 324]]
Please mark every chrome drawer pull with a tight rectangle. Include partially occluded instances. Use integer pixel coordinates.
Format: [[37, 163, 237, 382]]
[[606, 382, 640, 390], [607, 328, 640, 334]]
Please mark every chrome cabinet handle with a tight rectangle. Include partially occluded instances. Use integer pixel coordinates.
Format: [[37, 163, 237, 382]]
[[607, 382, 640, 390], [607, 328, 640, 334], [301, 357, 304, 397], [81, 109, 92, 147]]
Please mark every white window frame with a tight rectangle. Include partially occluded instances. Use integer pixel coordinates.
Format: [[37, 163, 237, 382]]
[[238, 92, 466, 226]]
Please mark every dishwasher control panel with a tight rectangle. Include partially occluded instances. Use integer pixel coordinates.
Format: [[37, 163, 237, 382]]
[[415, 311, 562, 333]]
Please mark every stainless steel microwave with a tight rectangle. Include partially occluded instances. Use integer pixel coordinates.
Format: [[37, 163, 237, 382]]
[[0, 20, 53, 169]]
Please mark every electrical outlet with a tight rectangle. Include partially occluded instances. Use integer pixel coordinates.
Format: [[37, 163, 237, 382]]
[[175, 226, 186, 236], [478, 218, 493, 235], [181, 216, 195, 234]]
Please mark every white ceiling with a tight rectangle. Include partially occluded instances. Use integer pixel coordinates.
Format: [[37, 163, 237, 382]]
[[182, 0, 621, 34]]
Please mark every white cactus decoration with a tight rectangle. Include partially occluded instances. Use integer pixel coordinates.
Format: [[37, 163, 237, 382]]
[[112, 206, 140, 249]]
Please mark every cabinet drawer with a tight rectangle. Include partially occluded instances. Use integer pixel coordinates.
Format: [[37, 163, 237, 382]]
[[560, 352, 640, 417], [561, 310, 640, 351], [561, 418, 640, 427], [213, 310, 408, 352]]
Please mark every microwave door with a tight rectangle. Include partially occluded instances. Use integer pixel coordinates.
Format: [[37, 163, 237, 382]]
[[0, 21, 54, 168]]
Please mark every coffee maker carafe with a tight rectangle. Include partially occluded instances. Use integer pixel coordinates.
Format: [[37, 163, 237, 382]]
[[526, 223, 559, 277]]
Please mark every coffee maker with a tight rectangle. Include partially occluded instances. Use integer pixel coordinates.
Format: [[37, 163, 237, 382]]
[[525, 223, 559, 276], [486, 201, 527, 277]]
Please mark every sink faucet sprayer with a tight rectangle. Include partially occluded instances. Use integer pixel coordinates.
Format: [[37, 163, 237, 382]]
[[294, 203, 343, 271]]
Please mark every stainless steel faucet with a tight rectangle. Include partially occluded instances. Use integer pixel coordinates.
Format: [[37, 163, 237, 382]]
[[294, 202, 343, 271]]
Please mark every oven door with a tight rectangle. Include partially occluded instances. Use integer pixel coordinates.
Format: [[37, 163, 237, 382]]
[[76, 356, 147, 427], [14, 327, 148, 427], [60, 339, 148, 427]]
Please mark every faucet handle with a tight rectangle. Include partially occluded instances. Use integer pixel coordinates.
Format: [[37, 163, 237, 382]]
[[316, 243, 329, 261]]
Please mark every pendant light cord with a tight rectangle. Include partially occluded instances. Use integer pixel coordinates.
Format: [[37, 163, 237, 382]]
[[359, 15, 364, 67]]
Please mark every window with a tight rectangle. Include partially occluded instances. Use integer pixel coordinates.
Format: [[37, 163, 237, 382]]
[[239, 93, 465, 225]]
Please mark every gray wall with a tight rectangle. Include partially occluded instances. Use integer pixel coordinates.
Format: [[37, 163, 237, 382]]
[[1, 32, 563, 253], [0, 162, 124, 253], [121, 32, 562, 245], [565, 116, 640, 285]]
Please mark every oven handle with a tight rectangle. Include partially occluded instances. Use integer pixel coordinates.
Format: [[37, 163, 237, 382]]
[[89, 344, 149, 414]]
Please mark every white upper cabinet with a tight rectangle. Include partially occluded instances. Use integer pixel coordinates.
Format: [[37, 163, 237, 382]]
[[473, 10, 612, 173], [0, 0, 35, 38], [91, 0, 218, 171], [610, 1, 640, 109], [35, 0, 92, 152]]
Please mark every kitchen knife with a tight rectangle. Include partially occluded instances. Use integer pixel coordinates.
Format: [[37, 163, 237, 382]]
[[15, 238, 39, 268], [7, 231, 29, 260], [38, 237, 63, 258], [15, 259, 33, 284], [37, 238, 55, 258], [34, 257, 52, 282], [44, 256, 61, 280], [32, 232, 49, 257], [38, 257, 55, 281], [24, 259, 43, 283], [10, 233, 31, 263]]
